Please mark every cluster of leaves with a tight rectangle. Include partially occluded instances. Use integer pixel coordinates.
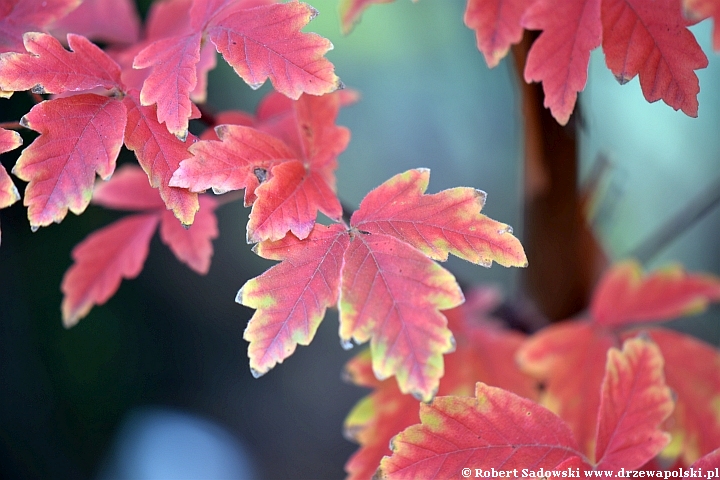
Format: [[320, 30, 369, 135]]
[[344, 261, 720, 477], [2, 0, 720, 478], [0, 0, 526, 404], [341, 0, 720, 124]]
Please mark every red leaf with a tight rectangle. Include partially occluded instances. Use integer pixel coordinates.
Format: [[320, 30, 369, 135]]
[[343, 290, 537, 480], [170, 123, 296, 206], [464, 0, 530, 68], [351, 168, 527, 267], [594, 336, 674, 471], [377, 337, 671, 478], [376, 383, 587, 479], [50, 0, 141, 46], [590, 259, 720, 327], [340, 232, 463, 401], [173, 92, 348, 242], [516, 321, 613, 457], [123, 91, 199, 226], [0, 32, 123, 93], [12, 94, 126, 228], [339, 0, 396, 34], [159, 195, 218, 274], [240, 169, 526, 400], [684, 0, 720, 50], [133, 32, 203, 140], [0, 0, 80, 53], [61, 164, 218, 325], [0, 128, 21, 209], [638, 328, 720, 465], [601, 0, 708, 117], [238, 224, 349, 377], [61, 213, 159, 327], [522, 0, 602, 125], [207, 2, 341, 98]]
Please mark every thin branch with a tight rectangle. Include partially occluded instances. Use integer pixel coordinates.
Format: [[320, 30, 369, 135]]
[[628, 175, 720, 264]]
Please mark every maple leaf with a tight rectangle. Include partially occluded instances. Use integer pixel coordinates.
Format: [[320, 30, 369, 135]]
[[50, 0, 141, 46], [0, 127, 22, 245], [343, 288, 538, 480], [12, 94, 127, 229], [171, 92, 348, 242], [517, 260, 720, 464], [522, 0, 601, 125], [0, 32, 123, 94], [133, 0, 340, 139], [61, 165, 218, 327], [464, 0, 530, 68], [0, 0, 80, 53], [376, 336, 673, 478], [238, 169, 526, 401], [123, 91, 200, 226], [601, 0, 708, 117]]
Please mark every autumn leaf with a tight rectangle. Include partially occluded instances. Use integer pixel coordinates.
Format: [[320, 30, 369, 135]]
[[12, 94, 127, 229], [591, 259, 720, 327], [602, 0, 708, 117], [0, 32, 123, 94], [123, 91, 199, 226], [522, 0, 601, 125], [172, 92, 348, 242], [239, 169, 527, 401], [0, 0, 80, 53], [343, 288, 538, 480], [206, 2, 341, 98], [517, 260, 720, 465], [61, 165, 218, 326], [133, 0, 340, 139], [464, 0, 530, 68], [377, 337, 672, 478]]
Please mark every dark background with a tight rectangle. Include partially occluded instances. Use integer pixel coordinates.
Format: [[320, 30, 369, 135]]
[[1, 0, 720, 479]]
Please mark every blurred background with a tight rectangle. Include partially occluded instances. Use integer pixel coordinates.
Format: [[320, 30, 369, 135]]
[[0, 0, 719, 478]]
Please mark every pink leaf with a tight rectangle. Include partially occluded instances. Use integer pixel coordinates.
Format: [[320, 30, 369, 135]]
[[61, 213, 159, 327], [0, 0, 80, 53], [159, 195, 218, 274], [50, 0, 141, 45], [522, 0, 602, 125], [12, 94, 126, 228], [123, 91, 199, 225], [602, 0, 708, 117], [464, 0, 530, 68]]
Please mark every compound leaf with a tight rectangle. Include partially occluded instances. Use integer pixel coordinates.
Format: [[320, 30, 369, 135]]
[[13, 94, 126, 228], [0, 128, 21, 209]]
